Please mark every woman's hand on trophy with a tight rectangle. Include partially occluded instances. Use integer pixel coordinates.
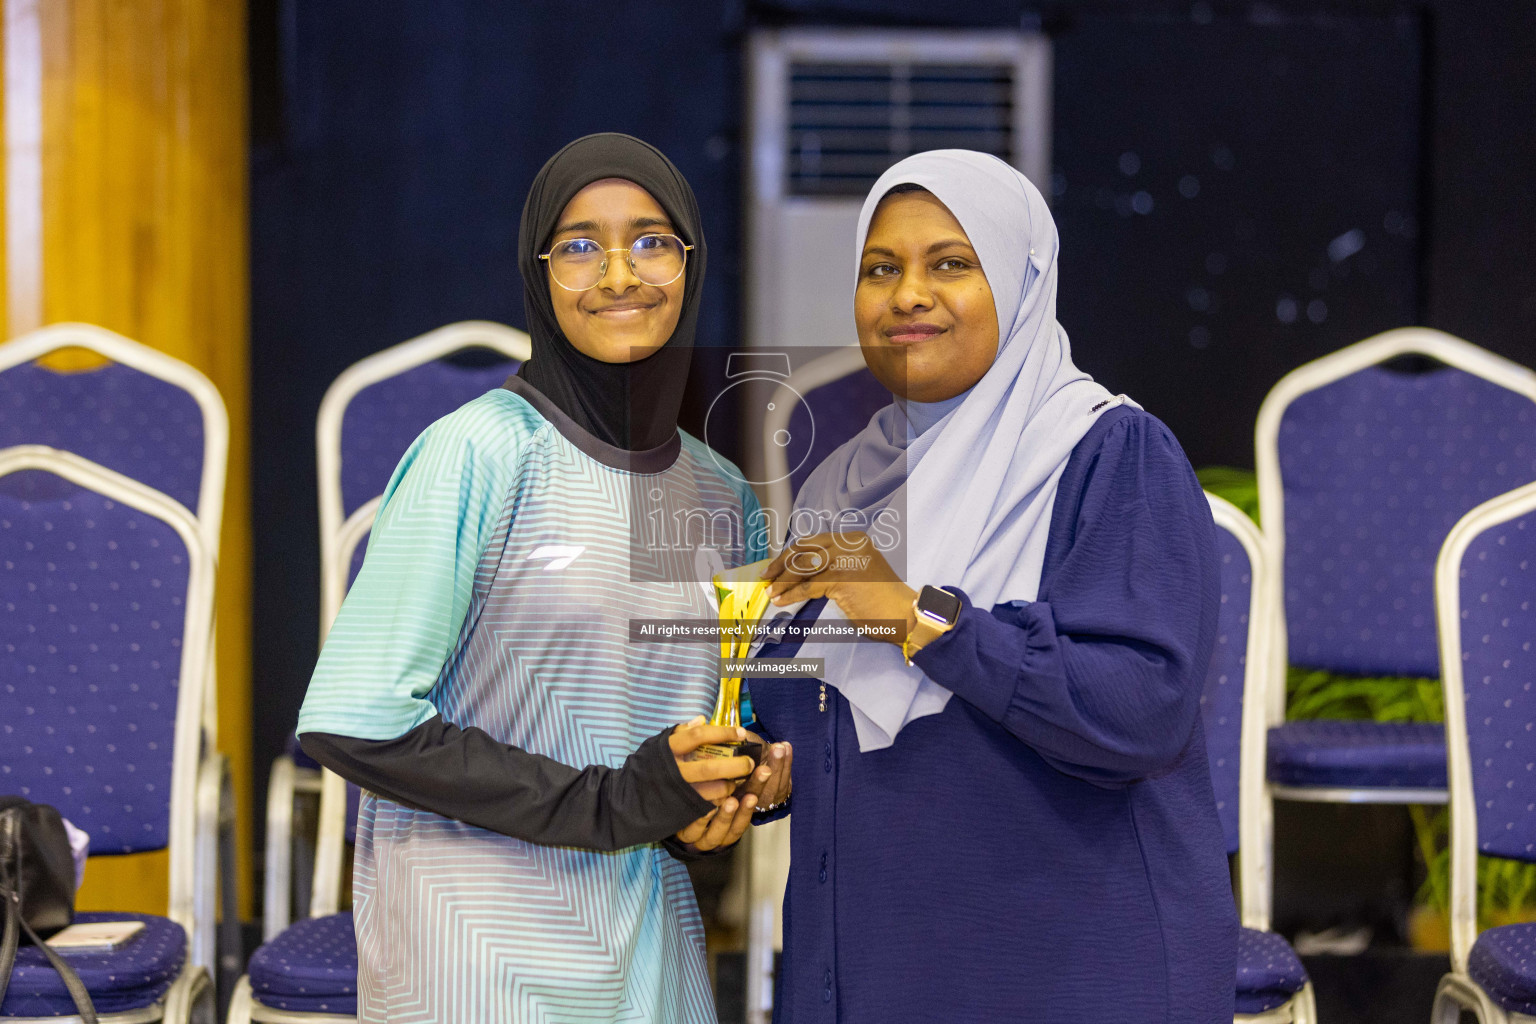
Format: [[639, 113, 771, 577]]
[[669, 718, 758, 802], [674, 742, 793, 852], [762, 532, 917, 645], [738, 741, 792, 812]]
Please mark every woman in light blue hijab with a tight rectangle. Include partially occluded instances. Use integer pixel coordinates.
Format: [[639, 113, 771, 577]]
[[747, 151, 1237, 1022]]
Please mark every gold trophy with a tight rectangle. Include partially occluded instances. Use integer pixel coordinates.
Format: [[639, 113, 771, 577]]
[[688, 558, 774, 764]]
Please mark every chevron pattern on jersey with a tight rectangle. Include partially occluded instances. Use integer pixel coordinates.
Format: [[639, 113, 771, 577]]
[[354, 803, 714, 1023], [303, 388, 759, 1023]]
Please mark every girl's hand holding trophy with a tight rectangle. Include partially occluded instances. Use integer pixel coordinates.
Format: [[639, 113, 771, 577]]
[[671, 559, 794, 852]]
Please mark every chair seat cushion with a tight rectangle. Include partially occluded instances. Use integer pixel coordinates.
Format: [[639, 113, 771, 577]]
[[249, 911, 358, 1015], [0, 912, 184, 1017], [1235, 927, 1309, 1014], [1267, 720, 1446, 789], [1469, 922, 1536, 1014]]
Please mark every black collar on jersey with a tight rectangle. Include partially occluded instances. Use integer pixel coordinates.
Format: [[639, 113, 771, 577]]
[[514, 132, 703, 453], [500, 375, 681, 474]]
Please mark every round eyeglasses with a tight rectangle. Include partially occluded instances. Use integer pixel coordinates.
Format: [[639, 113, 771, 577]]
[[539, 233, 693, 292]]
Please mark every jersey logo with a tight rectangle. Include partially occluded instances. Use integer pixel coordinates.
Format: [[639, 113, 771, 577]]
[[526, 545, 585, 572]]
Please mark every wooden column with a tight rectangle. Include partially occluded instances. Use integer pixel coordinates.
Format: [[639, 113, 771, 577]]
[[3, 0, 250, 917]]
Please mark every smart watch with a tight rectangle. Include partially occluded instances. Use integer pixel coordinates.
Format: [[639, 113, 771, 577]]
[[902, 585, 962, 665]]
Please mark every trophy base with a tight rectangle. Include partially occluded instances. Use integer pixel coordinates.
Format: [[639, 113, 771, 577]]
[[686, 739, 764, 769]]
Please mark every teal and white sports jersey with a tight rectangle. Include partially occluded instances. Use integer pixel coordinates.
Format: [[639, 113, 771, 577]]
[[299, 380, 765, 1023]]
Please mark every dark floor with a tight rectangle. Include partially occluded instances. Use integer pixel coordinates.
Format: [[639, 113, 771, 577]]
[[1304, 950, 1448, 1024]]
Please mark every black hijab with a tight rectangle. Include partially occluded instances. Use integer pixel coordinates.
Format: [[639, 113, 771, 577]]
[[515, 133, 704, 452]]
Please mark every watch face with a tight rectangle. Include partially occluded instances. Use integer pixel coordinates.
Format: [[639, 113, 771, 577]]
[[917, 585, 961, 625]]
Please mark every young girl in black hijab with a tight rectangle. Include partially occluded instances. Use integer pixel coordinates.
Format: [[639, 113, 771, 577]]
[[298, 133, 788, 1023]]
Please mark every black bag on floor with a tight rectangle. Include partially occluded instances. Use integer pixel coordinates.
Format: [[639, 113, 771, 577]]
[[0, 796, 95, 1022]]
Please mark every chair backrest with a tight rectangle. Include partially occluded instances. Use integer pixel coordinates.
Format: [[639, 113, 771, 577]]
[[762, 347, 891, 546], [0, 444, 213, 933], [1437, 480, 1536, 972], [1257, 328, 1536, 694], [307, 321, 530, 917], [0, 324, 228, 555], [316, 321, 530, 630], [1201, 493, 1275, 931]]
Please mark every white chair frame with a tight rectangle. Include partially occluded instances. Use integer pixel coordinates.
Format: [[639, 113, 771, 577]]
[[0, 324, 229, 746], [0, 324, 229, 557], [1208, 493, 1318, 1023], [234, 514, 365, 1022], [1430, 480, 1536, 1024], [0, 327, 238, 990], [259, 749, 320, 940], [759, 345, 869, 554], [315, 320, 530, 632], [262, 321, 530, 941], [1255, 326, 1536, 805], [232, 642, 364, 1024], [1210, 495, 1278, 933], [0, 445, 219, 1022], [306, 506, 376, 927]]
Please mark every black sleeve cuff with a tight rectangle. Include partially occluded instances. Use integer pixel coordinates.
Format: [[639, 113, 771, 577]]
[[300, 720, 717, 851], [615, 727, 719, 841]]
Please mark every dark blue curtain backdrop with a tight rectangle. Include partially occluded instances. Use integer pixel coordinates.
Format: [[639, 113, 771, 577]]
[[1052, 12, 1422, 471], [249, 1, 1536, 894]]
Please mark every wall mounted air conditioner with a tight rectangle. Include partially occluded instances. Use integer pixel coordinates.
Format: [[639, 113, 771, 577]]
[[746, 28, 1052, 355]]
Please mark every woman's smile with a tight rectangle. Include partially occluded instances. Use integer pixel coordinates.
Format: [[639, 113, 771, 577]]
[[586, 299, 659, 319], [883, 320, 946, 343]]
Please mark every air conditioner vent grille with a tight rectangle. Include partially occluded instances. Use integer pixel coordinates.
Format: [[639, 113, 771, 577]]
[[788, 62, 1014, 196]]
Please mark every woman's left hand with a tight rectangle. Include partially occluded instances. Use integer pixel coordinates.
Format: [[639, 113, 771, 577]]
[[761, 532, 915, 645]]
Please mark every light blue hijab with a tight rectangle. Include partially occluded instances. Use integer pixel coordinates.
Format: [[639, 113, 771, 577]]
[[790, 150, 1134, 751]]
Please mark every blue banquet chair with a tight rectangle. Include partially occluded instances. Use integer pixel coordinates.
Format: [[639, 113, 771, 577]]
[[0, 324, 228, 551], [263, 320, 528, 940], [228, 778, 356, 1023], [236, 323, 529, 1022], [1429, 480, 1536, 1023], [0, 325, 235, 976], [0, 445, 220, 1022], [1204, 494, 1317, 1022], [1255, 328, 1536, 807]]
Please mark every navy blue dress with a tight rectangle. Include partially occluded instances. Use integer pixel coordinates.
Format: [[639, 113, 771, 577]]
[[747, 406, 1238, 1024]]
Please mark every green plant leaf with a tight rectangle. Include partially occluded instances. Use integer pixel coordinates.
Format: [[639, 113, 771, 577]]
[[1196, 466, 1260, 525]]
